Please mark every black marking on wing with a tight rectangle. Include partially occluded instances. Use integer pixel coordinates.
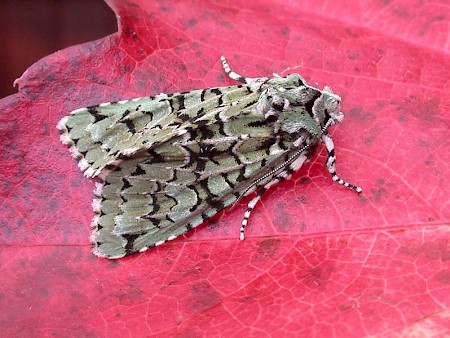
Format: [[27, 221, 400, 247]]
[[88, 106, 107, 123]]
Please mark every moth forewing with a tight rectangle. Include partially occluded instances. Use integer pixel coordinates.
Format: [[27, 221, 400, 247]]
[[57, 56, 362, 259]]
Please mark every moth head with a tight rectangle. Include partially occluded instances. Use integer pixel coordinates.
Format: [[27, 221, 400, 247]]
[[322, 86, 344, 124]]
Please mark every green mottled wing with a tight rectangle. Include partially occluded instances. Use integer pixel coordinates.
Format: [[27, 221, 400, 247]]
[[92, 109, 310, 258], [58, 85, 261, 178]]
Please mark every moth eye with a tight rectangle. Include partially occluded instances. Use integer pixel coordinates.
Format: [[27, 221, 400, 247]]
[[266, 114, 278, 123], [272, 101, 284, 111]]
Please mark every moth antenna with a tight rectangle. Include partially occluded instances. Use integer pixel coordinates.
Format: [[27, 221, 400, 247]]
[[220, 56, 250, 84]]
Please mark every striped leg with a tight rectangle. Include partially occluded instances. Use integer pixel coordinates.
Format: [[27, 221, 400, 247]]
[[240, 153, 309, 240], [321, 132, 362, 193]]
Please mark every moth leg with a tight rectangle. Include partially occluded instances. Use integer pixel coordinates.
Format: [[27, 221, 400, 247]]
[[321, 132, 362, 193], [221, 56, 252, 84], [240, 153, 309, 240], [240, 186, 268, 240]]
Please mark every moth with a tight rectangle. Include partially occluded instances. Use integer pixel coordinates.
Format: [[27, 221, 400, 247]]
[[57, 56, 362, 259]]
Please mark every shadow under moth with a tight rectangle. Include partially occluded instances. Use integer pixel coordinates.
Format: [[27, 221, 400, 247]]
[[57, 56, 362, 259]]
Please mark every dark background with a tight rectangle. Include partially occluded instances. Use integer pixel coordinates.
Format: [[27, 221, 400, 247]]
[[0, 0, 116, 99]]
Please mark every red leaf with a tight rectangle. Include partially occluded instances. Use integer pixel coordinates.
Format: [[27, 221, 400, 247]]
[[1, 0, 449, 336]]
